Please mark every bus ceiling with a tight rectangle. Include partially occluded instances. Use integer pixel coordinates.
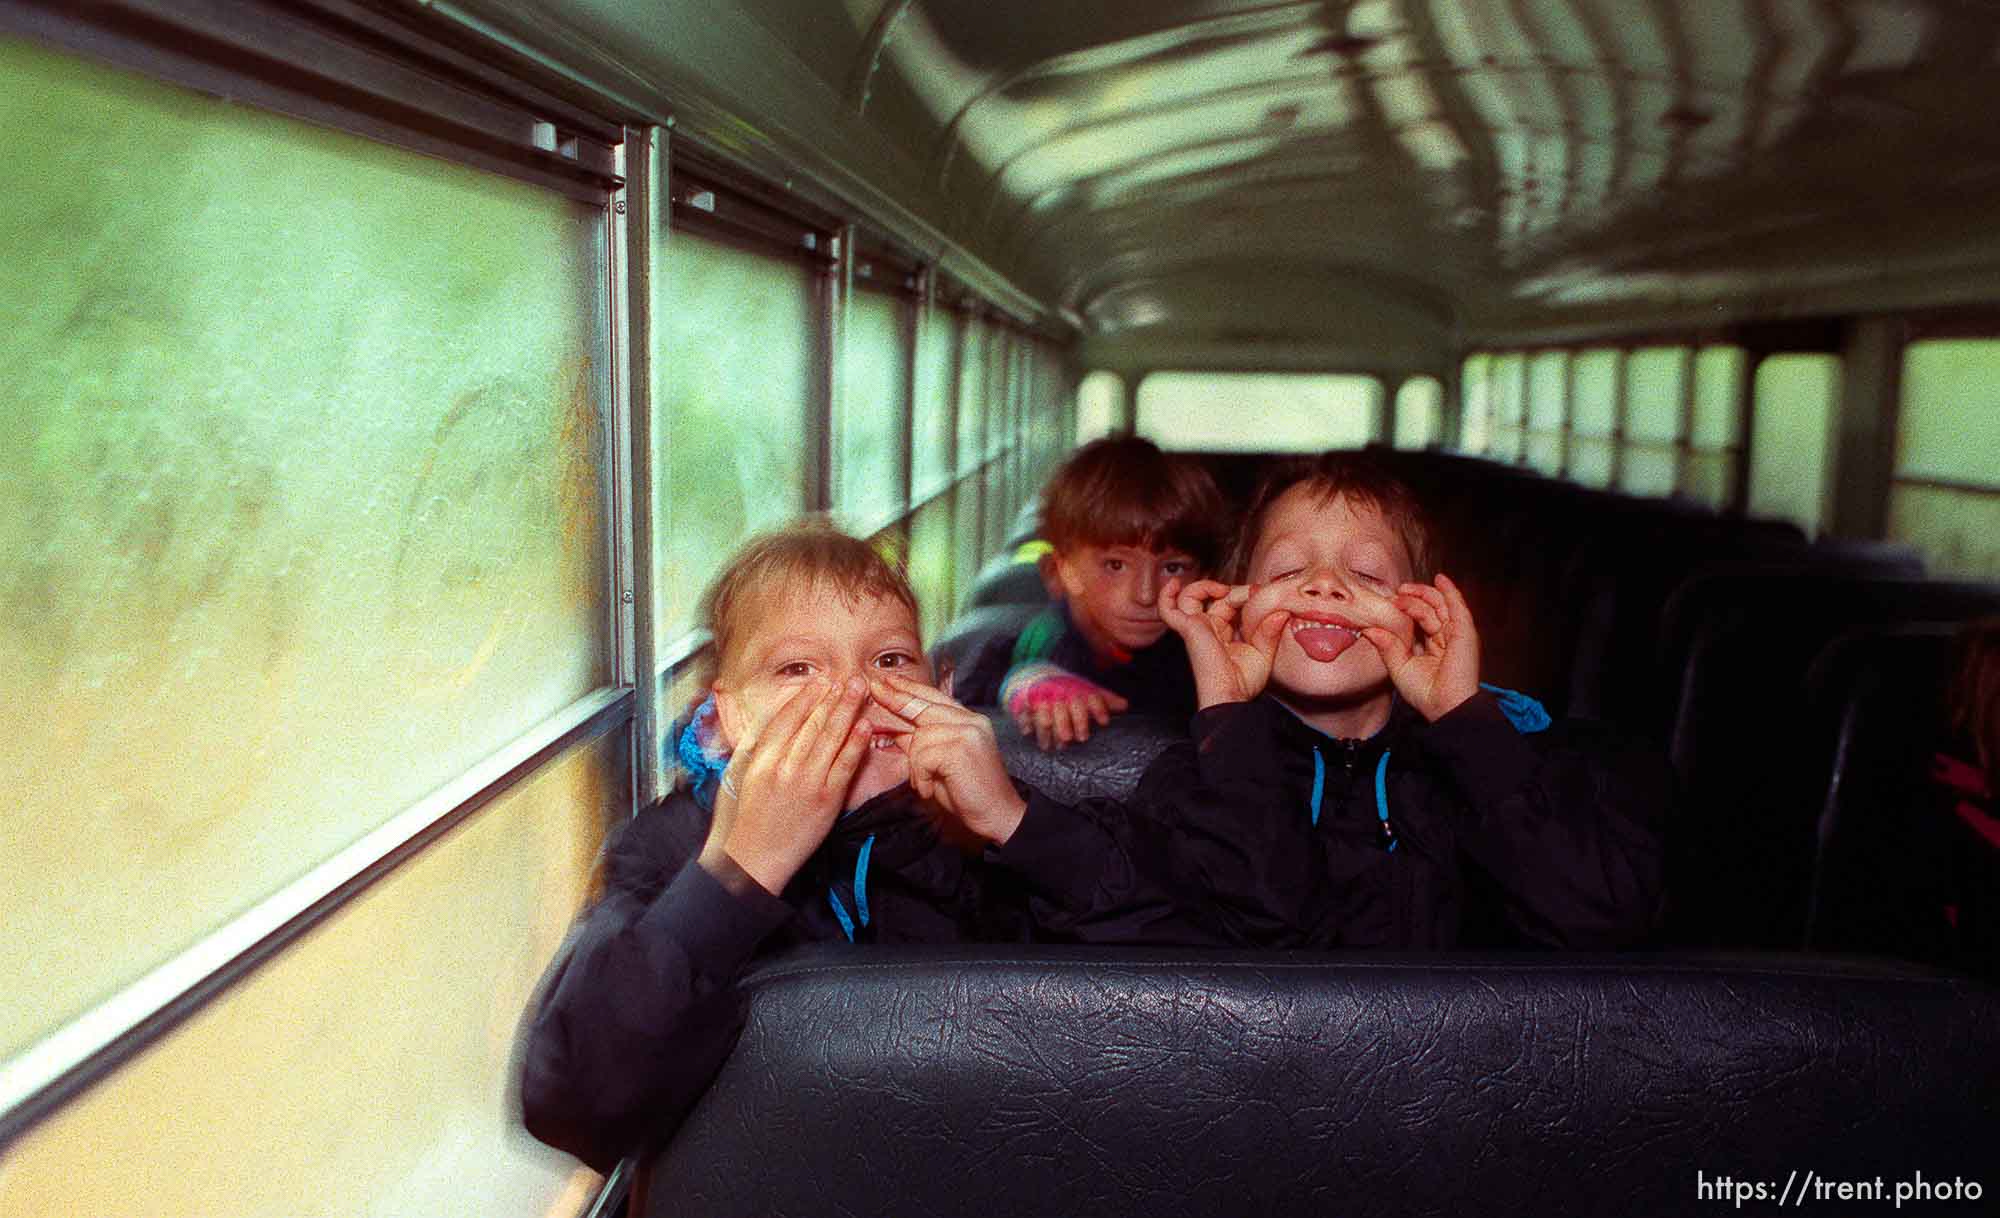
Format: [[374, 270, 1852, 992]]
[[440, 0, 2000, 364]]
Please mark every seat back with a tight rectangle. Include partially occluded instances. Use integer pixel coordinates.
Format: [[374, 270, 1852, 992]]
[[988, 710, 1184, 804], [1665, 576, 2000, 946], [964, 555, 1053, 608], [1564, 517, 1807, 729], [1803, 624, 1958, 954], [647, 947, 2000, 1218], [929, 602, 1044, 686]]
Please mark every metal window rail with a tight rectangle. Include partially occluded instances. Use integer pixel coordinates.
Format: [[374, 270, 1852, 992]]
[[1, 0, 628, 201]]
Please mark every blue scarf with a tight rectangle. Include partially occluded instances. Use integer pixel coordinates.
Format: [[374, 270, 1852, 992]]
[[674, 695, 731, 809]]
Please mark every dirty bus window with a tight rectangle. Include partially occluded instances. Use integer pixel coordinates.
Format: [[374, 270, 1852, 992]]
[[654, 231, 815, 644], [835, 288, 912, 534], [0, 35, 612, 1066]]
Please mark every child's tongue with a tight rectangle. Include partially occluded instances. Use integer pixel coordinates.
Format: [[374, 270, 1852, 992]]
[[1294, 624, 1359, 663]]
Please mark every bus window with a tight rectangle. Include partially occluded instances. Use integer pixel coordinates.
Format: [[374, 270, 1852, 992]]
[[956, 314, 987, 476], [1, 34, 614, 1066], [1458, 354, 1492, 453], [1, 32, 617, 1215], [907, 493, 956, 635], [1687, 346, 1747, 509], [1748, 353, 1842, 536], [1621, 346, 1687, 498], [1393, 377, 1443, 450], [1568, 349, 1621, 488], [1890, 339, 2000, 578], [982, 326, 1008, 464], [1136, 372, 1381, 452], [1489, 352, 1526, 463], [656, 230, 815, 643], [1076, 370, 1123, 444], [911, 300, 956, 501], [834, 288, 912, 535], [1525, 351, 1569, 475], [953, 474, 985, 594]]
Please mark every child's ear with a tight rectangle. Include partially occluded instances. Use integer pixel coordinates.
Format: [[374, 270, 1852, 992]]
[[1051, 552, 1088, 600], [712, 685, 745, 753], [1036, 552, 1063, 600]]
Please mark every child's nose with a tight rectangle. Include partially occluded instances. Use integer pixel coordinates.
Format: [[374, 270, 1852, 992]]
[[1133, 565, 1159, 605], [1299, 566, 1350, 599]]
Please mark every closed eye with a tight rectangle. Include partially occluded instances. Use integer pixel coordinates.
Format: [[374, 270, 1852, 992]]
[[1270, 567, 1303, 581]]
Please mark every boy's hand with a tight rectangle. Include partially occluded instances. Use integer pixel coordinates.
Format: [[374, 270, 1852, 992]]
[[872, 671, 1028, 846], [1002, 664, 1131, 750], [1159, 577, 1290, 709], [1359, 573, 1481, 722], [702, 677, 874, 895]]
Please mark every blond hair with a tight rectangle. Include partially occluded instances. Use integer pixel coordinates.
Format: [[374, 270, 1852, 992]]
[[700, 518, 919, 686]]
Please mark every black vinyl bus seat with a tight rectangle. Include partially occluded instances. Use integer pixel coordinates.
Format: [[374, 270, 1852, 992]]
[[1562, 516, 1808, 730], [1664, 575, 2000, 948], [965, 551, 1054, 609], [988, 709, 1183, 805], [642, 947, 2000, 1218], [930, 603, 1045, 692], [1803, 624, 1959, 958], [1654, 554, 1930, 738]]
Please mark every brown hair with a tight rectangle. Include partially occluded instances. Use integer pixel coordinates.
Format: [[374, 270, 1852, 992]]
[[1038, 436, 1228, 570], [701, 518, 919, 685], [1231, 450, 1436, 581], [1948, 616, 2000, 773]]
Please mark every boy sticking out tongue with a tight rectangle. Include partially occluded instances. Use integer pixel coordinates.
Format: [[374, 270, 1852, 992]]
[[1132, 451, 1668, 950]]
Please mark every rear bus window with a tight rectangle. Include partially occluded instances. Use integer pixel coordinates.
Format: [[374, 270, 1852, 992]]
[[1136, 371, 1381, 451]]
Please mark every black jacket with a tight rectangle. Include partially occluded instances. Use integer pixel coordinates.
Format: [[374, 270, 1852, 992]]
[[1116, 691, 1669, 949], [518, 780, 1189, 1171], [954, 602, 1199, 718]]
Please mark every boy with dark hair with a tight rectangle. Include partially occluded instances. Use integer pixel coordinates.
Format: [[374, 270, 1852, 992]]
[[956, 435, 1229, 749], [1136, 450, 1667, 948]]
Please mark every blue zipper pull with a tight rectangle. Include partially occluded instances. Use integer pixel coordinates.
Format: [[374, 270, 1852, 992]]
[[1374, 750, 1398, 852], [1309, 746, 1326, 826], [825, 833, 876, 943]]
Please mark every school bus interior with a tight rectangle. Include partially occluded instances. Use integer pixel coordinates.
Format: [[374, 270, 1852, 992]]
[[2, 1, 1997, 1215]]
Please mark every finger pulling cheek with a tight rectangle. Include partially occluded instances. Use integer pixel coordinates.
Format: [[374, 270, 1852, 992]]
[[1243, 586, 1288, 622]]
